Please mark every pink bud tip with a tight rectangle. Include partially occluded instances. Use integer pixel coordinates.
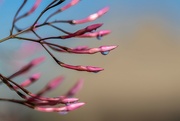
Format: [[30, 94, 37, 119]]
[[73, 46, 89, 51], [86, 23, 103, 32], [86, 66, 104, 72], [31, 56, 45, 66], [61, 98, 79, 104], [14, 73, 41, 89], [66, 79, 84, 97], [28, 0, 42, 14], [35, 102, 85, 112], [99, 30, 111, 36], [72, 7, 109, 24], [100, 45, 118, 52], [66, 102, 85, 111], [98, 7, 109, 16], [46, 76, 64, 90], [61, 0, 80, 11], [31, 73, 41, 80], [60, 63, 104, 72], [78, 30, 111, 38]]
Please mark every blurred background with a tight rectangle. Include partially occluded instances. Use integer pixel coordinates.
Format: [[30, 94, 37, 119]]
[[1, 0, 180, 121]]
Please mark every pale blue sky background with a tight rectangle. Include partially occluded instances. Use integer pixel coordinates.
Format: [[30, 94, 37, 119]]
[[1, 0, 180, 42]]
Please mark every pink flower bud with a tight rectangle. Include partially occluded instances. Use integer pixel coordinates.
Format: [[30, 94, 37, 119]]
[[78, 30, 111, 38], [28, 0, 42, 14], [35, 102, 85, 112], [85, 23, 103, 32], [99, 45, 118, 55], [72, 7, 109, 24], [72, 46, 89, 51], [60, 23, 103, 39], [32, 73, 41, 80], [31, 56, 45, 66], [99, 45, 118, 52], [65, 102, 85, 111], [27, 76, 64, 101], [45, 76, 64, 90], [68, 45, 117, 55], [14, 73, 41, 89], [61, 0, 80, 11], [8, 57, 45, 79], [73, 23, 103, 36], [61, 98, 79, 104], [60, 63, 104, 72], [66, 79, 83, 97]]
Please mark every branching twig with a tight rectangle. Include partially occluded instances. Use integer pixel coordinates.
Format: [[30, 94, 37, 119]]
[[0, 0, 117, 114]]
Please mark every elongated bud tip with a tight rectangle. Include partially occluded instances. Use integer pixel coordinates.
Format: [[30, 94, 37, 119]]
[[66, 79, 84, 97], [87, 66, 104, 72], [98, 6, 110, 15], [46, 76, 64, 90], [61, 98, 79, 104], [31, 73, 41, 80], [73, 46, 89, 51], [100, 45, 118, 51], [31, 56, 45, 66], [99, 30, 111, 36], [66, 102, 85, 111], [86, 23, 103, 31]]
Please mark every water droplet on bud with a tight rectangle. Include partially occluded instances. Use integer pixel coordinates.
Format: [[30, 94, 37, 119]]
[[91, 29, 96, 32], [97, 34, 102, 40], [65, 102, 71, 106], [101, 51, 109, 55], [93, 71, 99, 73], [59, 111, 68, 115]]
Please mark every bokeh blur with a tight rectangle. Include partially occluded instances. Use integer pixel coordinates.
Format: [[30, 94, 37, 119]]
[[1, 0, 180, 121]]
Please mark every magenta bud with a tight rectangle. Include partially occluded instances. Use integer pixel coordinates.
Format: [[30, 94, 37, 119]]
[[60, 63, 104, 72], [31, 56, 45, 66], [35, 102, 85, 112], [73, 46, 89, 51], [8, 57, 45, 79], [98, 30, 111, 36], [98, 7, 109, 16], [31, 73, 41, 80], [86, 66, 104, 72], [66, 79, 84, 97], [61, 98, 79, 104], [61, 0, 80, 11], [78, 30, 111, 38], [28, 0, 42, 14], [100, 45, 118, 52], [65, 102, 85, 111], [72, 7, 109, 24], [14, 73, 41, 89], [67, 45, 117, 55], [46, 76, 64, 90], [86, 23, 103, 32]]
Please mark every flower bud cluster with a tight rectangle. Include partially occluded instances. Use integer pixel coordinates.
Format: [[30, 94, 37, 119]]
[[0, 0, 117, 114]]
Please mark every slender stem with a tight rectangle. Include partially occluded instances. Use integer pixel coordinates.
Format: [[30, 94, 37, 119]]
[[10, 0, 27, 35], [0, 28, 31, 43], [42, 41, 69, 51], [0, 98, 25, 104], [32, 30, 42, 39], [15, 36, 38, 43], [0, 1, 65, 43], [0, 97, 34, 109], [49, 24, 71, 34], [40, 42, 59, 63], [32, 0, 64, 27]]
